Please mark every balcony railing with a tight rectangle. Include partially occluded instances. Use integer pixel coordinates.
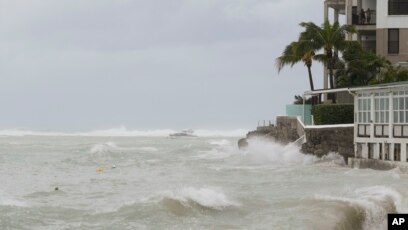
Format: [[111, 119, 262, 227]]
[[352, 10, 376, 25], [389, 1, 408, 15]]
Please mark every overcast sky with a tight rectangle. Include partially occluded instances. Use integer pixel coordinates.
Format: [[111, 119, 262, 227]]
[[0, 0, 338, 132]]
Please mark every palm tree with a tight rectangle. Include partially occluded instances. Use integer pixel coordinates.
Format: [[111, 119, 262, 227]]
[[336, 42, 391, 87], [276, 41, 316, 91], [299, 20, 356, 89]]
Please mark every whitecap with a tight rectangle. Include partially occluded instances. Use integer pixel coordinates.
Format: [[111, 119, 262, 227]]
[[90, 143, 112, 155], [208, 139, 231, 146], [137, 147, 158, 152], [156, 187, 239, 211], [0, 191, 27, 207], [240, 137, 318, 165], [314, 186, 408, 230]]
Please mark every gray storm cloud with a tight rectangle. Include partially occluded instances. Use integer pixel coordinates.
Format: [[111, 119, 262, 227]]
[[0, 0, 330, 131]]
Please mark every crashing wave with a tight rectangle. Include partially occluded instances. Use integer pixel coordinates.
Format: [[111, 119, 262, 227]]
[[89, 142, 158, 155], [155, 187, 239, 214], [239, 137, 318, 165], [208, 139, 231, 146], [313, 186, 408, 230], [90, 141, 125, 154]]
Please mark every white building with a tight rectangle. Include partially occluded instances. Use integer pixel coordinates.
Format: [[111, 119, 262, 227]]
[[324, 0, 408, 89], [305, 82, 408, 163], [353, 82, 408, 162]]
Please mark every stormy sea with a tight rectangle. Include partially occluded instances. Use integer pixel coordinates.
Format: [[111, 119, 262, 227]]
[[1, 130, 407, 229]]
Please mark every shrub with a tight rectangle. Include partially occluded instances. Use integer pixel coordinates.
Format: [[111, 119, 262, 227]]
[[312, 104, 354, 125]]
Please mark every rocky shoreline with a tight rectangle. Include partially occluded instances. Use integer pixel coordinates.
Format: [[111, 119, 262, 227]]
[[238, 116, 301, 148], [238, 116, 355, 162]]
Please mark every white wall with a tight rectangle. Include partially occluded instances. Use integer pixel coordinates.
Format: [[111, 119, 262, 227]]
[[363, 0, 376, 10], [377, 0, 408, 29]]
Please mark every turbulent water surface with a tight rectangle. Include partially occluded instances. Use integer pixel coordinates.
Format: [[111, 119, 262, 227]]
[[1, 135, 407, 229]]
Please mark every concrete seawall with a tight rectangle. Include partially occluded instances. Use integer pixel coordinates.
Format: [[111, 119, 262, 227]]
[[301, 126, 354, 161], [239, 116, 408, 171], [348, 157, 408, 172]]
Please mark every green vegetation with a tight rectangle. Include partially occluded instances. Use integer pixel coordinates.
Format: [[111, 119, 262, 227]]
[[293, 95, 312, 105], [277, 20, 408, 92], [373, 65, 408, 84], [336, 42, 408, 87], [276, 42, 316, 90], [335, 42, 388, 87], [299, 21, 355, 90], [312, 104, 354, 125]]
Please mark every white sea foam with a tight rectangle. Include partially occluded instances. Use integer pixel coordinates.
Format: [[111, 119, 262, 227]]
[[197, 148, 235, 160], [315, 152, 347, 166], [90, 142, 158, 155], [0, 129, 69, 137], [0, 127, 247, 137], [0, 190, 27, 207], [194, 129, 247, 137], [157, 187, 239, 210], [198, 139, 236, 160], [201, 137, 339, 164], [241, 137, 318, 165], [90, 143, 112, 155], [137, 147, 159, 152], [314, 186, 408, 230], [84, 127, 175, 137], [208, 139, 231, 146]]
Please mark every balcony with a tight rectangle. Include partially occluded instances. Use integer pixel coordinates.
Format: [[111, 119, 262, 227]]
[[326, 0, 346, 11], [389, 1, 408, 15], [352, 10, 376, 25]]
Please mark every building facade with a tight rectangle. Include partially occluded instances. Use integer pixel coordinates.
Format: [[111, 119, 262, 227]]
[[304, 82, 408, 163], [323, 0, 408, 89], [354, 82, 408, 162]]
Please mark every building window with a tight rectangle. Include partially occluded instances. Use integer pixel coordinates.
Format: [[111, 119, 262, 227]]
[[388, 29, 399, 54], [394, 143, 401, 161], [389, 0, 408, 15], [368, 143, 374, 159], [392, 91, 408, 138], [406, 144, 408, 162], [374, 92, 389, 123], [393, 91, 408, 124], [379, 143, 383, 160], [357, 93, 371, 123], [385, 143, 390, 160], [356, 143, 363, 158]]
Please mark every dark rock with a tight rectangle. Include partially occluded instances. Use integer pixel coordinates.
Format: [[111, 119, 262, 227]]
[[237, 117, 301, 148], [238, 138, 248, 149]]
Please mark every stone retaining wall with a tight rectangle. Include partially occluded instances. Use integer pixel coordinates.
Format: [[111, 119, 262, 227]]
[[239, 117, 355, 163], [301, 127, 354, 161]]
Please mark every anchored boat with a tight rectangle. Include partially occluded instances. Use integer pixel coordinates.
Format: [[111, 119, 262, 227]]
[[169, 129, 197, 137]]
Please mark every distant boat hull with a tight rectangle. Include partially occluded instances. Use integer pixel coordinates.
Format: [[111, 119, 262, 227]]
[[169, 133, 197, 137], [169, 129, 197, 137]]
